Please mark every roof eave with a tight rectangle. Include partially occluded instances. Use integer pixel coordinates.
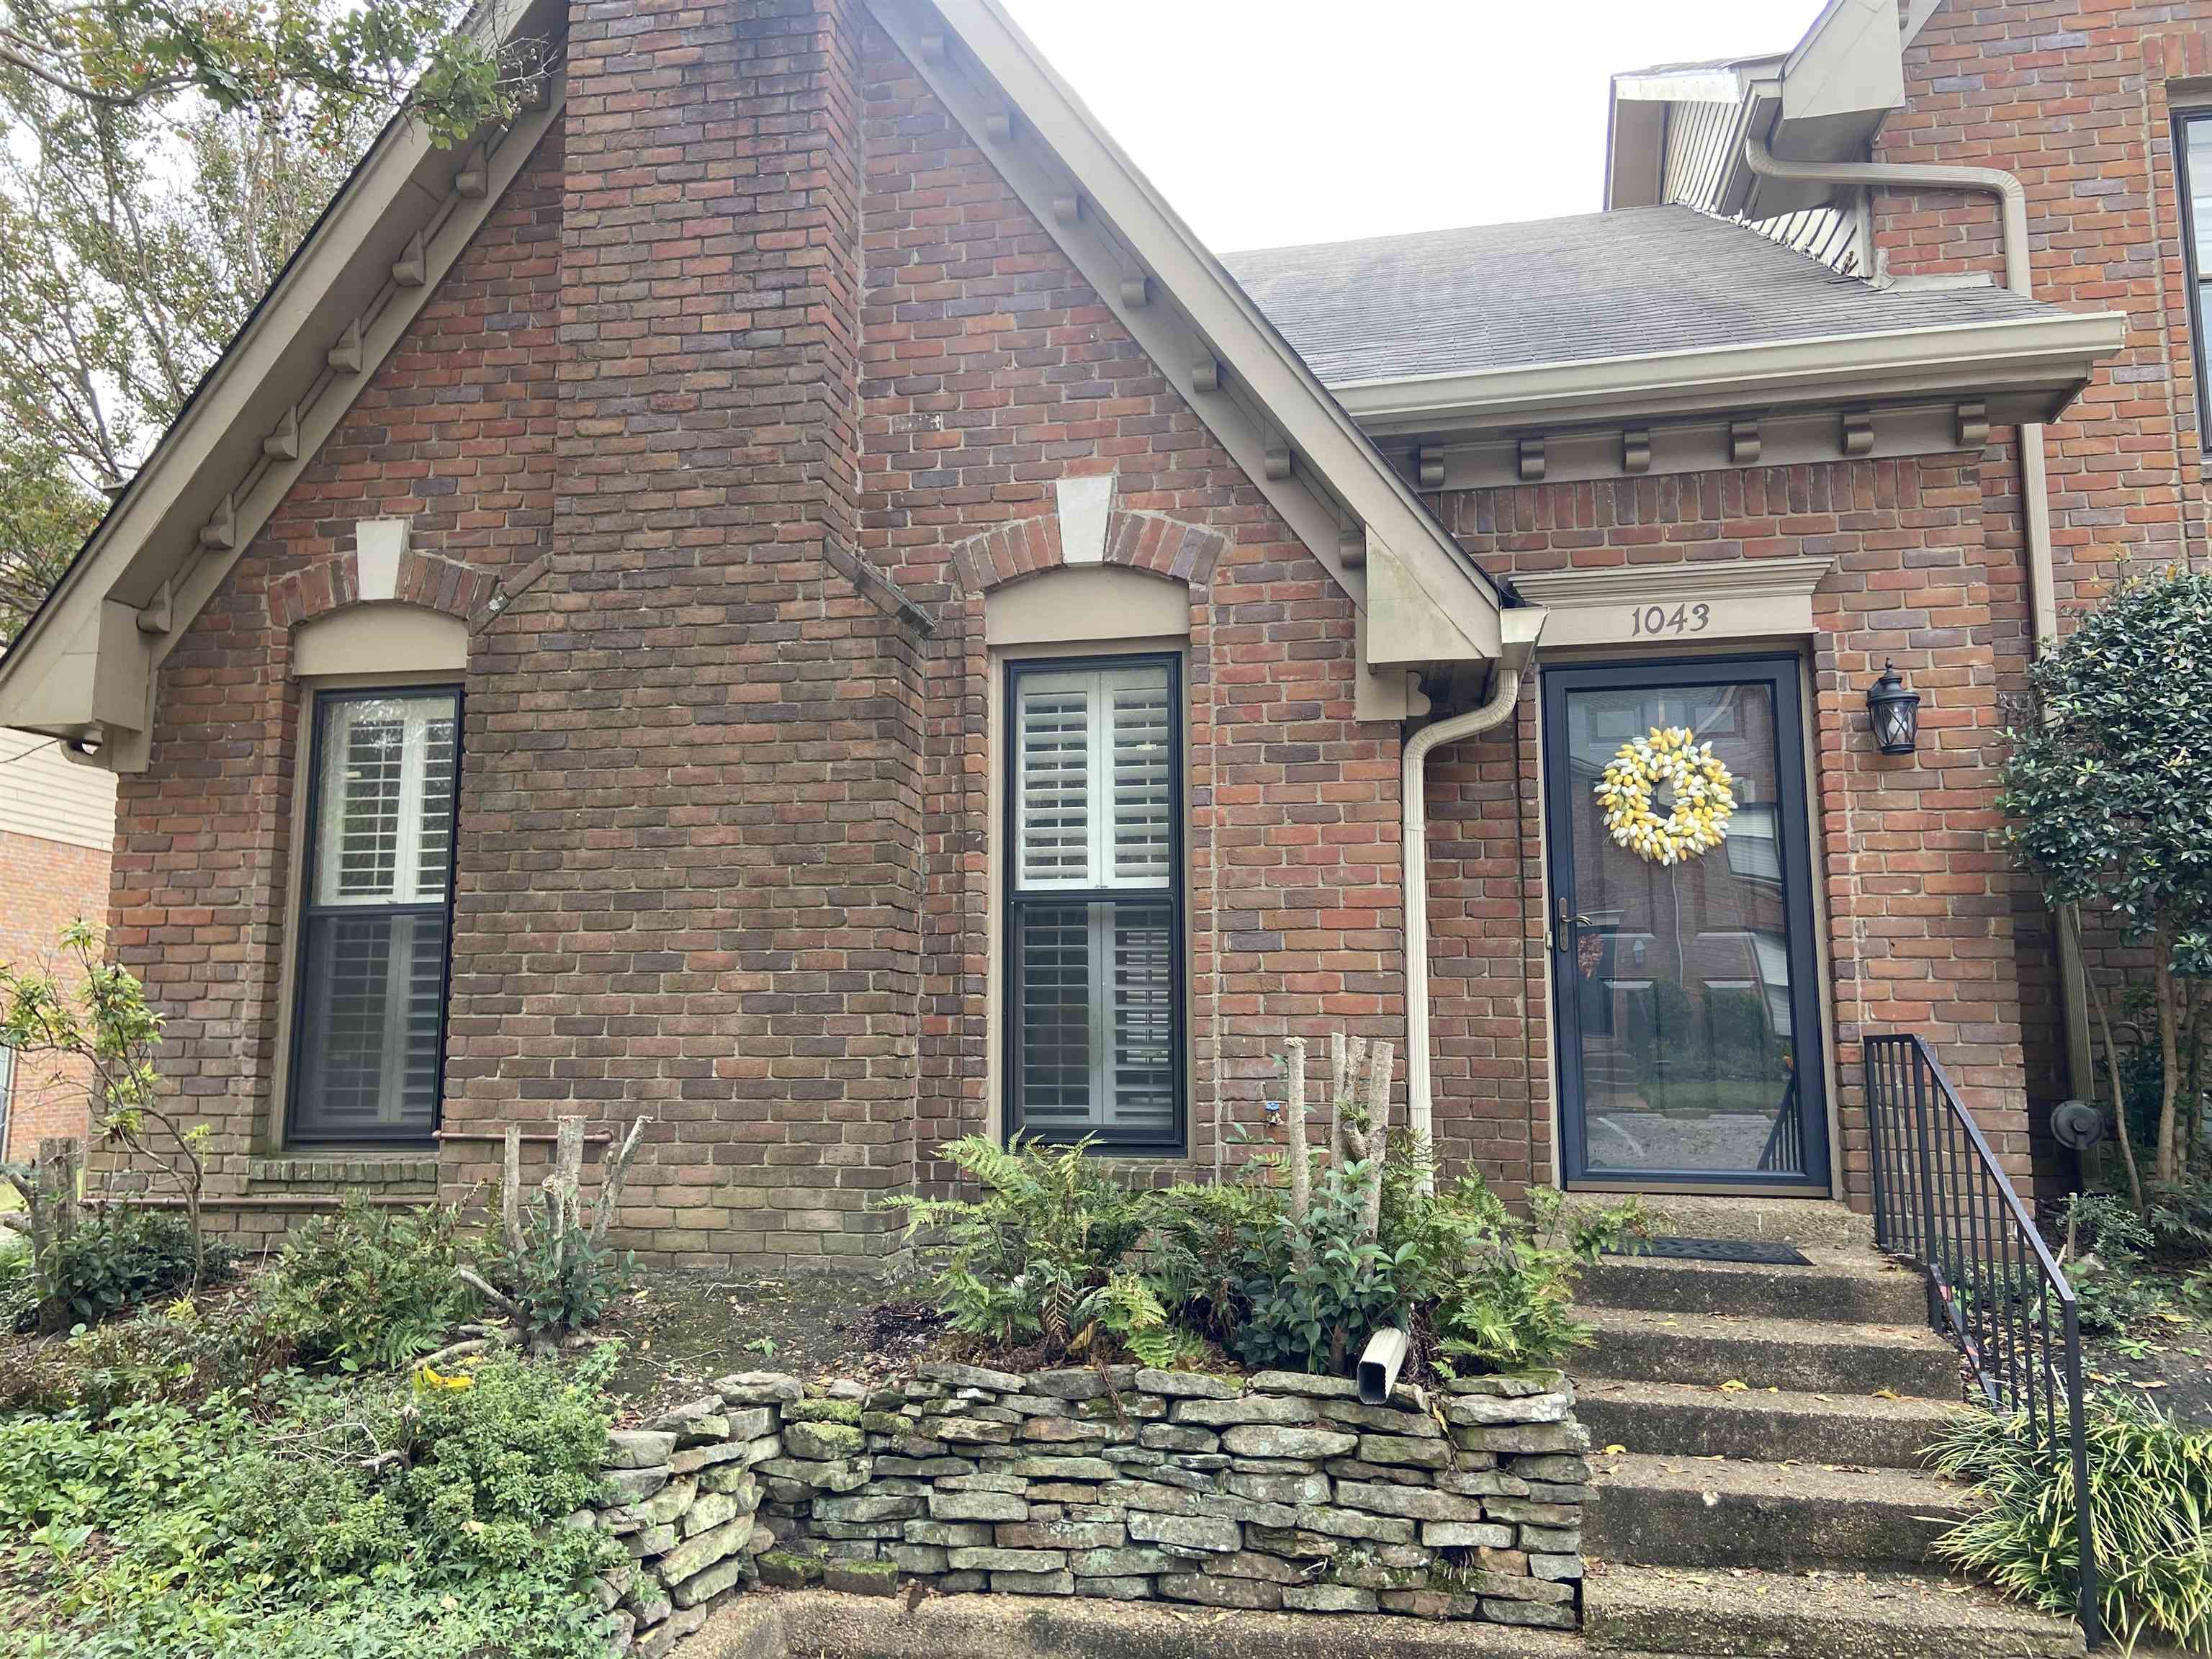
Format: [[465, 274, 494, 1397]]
[[908, 0, 1503, 673], [1329, 310, 2131, 439], [0, 0, 567, 763]]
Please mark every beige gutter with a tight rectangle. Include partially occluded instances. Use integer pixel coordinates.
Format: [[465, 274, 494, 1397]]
[[1744, 134, 2095, 1095], [1332, 310, 2123, 438], [1403, 611, 1546, 1186]]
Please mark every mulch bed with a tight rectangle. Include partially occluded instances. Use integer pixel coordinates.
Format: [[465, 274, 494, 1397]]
[[594, 1266, 947, 1421]]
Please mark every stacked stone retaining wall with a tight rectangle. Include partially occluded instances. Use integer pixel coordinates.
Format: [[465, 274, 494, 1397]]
[[584, 1362, 1587, 1652]]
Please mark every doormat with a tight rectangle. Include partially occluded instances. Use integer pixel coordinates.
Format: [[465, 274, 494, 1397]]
[[1611, 1236, 1812, 1267]]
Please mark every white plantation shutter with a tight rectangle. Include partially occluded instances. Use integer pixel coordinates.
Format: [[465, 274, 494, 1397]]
[[1017, 679, 1093, 887], [296, 691, 459, 1140], [1010, 660, 1179, 1141], [1106, 672, 1172, 885]]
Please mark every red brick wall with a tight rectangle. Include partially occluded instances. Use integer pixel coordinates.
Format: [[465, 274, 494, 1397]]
[[1879, 1, 2212, 1152], [857, 29, 1404, 1195], [1430, 458, 2038, 1208], [0, 830, 109, 1159], [105, 123, 564, 1244]]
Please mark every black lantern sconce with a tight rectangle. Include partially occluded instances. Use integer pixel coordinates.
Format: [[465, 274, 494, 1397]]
[[1866, 660, 1921, 755]]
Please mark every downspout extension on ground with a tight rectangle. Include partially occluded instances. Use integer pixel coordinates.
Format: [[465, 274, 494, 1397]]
[[1741, 137, 2095, 1100], [1404, 611, 1546, 1184]]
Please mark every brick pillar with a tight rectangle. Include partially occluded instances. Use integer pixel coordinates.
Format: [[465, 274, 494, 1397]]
[[444, 0, 918, 1269]]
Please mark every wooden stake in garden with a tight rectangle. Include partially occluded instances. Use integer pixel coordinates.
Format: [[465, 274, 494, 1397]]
[[1274, 1033, 1394, 1251]]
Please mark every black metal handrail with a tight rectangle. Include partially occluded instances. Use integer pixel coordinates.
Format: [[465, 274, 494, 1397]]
[[1863, 1033, 2098, 1649]]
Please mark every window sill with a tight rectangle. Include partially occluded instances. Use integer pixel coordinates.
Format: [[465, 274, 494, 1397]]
[[248, 1155, 439, 1188]]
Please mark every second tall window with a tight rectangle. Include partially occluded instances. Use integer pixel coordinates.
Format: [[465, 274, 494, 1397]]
[[1006, 656, 1183, 1148]]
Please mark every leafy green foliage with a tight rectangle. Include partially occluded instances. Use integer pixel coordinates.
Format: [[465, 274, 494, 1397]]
[[894, 1136, 1152, 1362], [30, 1210, 235, 1331], [1929, 1393, 2212, 1651], [0, 1351, 620, 1657], [2000, 567, 2212, 1191], [0, 441, 99, 641], [0, 1292, 295, 1419], [904, 1127, 1640, 1380], [264, 1199, 477, 1370], [485, 1213, 632, 1347], [1427, 1184, 1647, 1373], [1227, 1159, 1409, 1373], [2, 922, 217, 1304], [2057, 1190, 2188, 1338]]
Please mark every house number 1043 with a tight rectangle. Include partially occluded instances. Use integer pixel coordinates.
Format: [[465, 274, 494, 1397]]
[[1630, 602, 1712, 637]]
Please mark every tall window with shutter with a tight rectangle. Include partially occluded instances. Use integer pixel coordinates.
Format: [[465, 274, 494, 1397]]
[[289, 687, 461, 1143], [1005, 655, 1184, 1148]]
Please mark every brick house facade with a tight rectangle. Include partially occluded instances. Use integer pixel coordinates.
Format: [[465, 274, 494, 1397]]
[[0, 0, 2134, 1264], [0, 733, 114, 1161]]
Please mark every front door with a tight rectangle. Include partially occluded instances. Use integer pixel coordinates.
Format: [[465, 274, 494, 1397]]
[[1542, 657, 1829, 1192]]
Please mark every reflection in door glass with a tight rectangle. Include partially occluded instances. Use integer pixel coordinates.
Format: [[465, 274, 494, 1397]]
[[1563, 681, 1803, 1177]]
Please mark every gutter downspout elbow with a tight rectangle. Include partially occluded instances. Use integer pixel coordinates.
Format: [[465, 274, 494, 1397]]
[[1404, 612, 1545, 1187], [1743, 134, 2092, 1093]]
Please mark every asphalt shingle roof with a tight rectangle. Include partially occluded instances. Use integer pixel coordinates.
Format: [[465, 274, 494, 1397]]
[[1220, 204, 2056, 388]]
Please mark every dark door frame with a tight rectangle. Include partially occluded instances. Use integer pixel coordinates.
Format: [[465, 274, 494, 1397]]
[[1540, 653, 1831, 1194]]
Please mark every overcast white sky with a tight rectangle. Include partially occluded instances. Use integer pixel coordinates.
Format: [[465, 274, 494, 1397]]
[[994, 0, 1827, 253]]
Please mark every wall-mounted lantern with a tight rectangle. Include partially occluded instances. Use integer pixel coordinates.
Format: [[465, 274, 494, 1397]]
[[1866, 660, 1921, 756]]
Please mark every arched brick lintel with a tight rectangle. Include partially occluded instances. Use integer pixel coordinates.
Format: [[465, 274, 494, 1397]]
[[949, 509, 1228, 597], [268, 549, 498, 631]]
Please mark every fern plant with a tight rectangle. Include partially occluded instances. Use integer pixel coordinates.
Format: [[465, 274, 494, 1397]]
[[894, 1136, 1162, 1362]]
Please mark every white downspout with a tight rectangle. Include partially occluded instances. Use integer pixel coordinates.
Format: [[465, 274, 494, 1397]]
[[1743, 135, 2093, 1092], [1404, 611, 1546, 1184]]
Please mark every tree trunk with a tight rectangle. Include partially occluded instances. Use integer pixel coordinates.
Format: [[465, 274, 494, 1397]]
[[2088, 972, 2144, 1210], [2154, 945, 2182, 1186]]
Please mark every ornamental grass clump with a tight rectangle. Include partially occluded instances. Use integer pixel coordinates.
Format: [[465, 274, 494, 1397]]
[[1928, 1392, 2212, 1653]]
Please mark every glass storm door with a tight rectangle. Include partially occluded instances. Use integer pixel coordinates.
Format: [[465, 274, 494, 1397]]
[[1542, 657, 1829, 1192]]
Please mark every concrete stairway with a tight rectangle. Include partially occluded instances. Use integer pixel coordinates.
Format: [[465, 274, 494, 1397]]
[[1571, 1221, 2085, 1658]]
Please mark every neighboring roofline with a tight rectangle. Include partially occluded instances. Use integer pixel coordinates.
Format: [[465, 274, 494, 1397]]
[[897, 0, 1504, 668], [1605, 0, 1903, 220], [1326, 309, 2129, 438]]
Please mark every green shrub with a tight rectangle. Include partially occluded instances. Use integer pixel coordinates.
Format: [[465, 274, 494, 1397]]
[[902, 1127, 1640, 1380], [31, 1208, 235, 1330], [1424, 1182, 1645, 1373], [1226, 1159, 1408, 1373], [2059, 1190, 2177, 1336], [398, 1348, 616, 1569], [264, 1198, 477, 1370], [485, 1215, 632, 1347], [0, 1236, 33, 1331], [1929, 1393, 2212, 1651], [1, 1352, 620, 1658], [10, 1295, 296, 1418], [894, 1135, 1152, 1361]]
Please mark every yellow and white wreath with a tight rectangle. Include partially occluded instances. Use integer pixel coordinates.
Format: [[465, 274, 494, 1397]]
[[1595, 726, 1736, 866]]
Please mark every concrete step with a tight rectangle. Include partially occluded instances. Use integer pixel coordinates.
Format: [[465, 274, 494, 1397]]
[[1586, 1563, 2084, 1658], [1578, 1305, 1962, 1398], [1581, 1247, 1928, 1325], [1576, 1376, 1972, 1468], [1563, 1192, 1874, 1248], [1586, 1452, 1972, 1572]]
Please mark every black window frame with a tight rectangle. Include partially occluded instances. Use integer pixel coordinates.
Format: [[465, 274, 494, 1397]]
[[284, 682, 464, 1147], [1001, 651, 1187, 1154], [2175, 108, 2212, 451]]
